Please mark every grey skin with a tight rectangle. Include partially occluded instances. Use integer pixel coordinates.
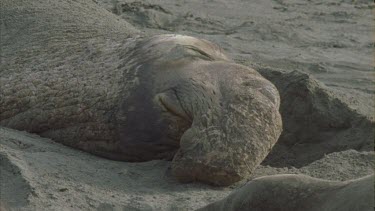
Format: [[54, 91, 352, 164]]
[[1, 0, 282, 185], [198, 174, 374, 211]]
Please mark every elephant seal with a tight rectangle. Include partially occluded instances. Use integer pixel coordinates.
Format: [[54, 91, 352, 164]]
[[198, 174, 374, 211], [0, 0, 282, 185]]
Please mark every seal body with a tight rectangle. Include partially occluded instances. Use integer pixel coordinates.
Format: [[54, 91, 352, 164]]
[[198, 174, 374, 211], [1, 0, 282, 185]]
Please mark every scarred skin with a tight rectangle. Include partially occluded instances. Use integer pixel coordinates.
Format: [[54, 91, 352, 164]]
[[0, 0, 282, 185]]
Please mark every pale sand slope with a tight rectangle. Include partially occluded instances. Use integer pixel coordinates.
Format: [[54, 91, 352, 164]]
[[0, 127, 373, 211]]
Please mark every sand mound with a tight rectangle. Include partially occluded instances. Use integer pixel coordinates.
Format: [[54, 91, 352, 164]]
[[104, 1, 231, 34], [0, 153, 32, 208], [258, 69, 374, 167]]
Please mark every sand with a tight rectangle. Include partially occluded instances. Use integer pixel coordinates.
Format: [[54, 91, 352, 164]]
[[1, 127, 373, 210], [0, 0, 374, 210]]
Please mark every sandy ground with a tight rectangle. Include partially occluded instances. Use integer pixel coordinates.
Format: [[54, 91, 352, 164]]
[[1, 127, 373, 210], [0, 0, 374, 210]]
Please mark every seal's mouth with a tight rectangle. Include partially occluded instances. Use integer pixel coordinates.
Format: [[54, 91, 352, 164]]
[[155, 91, 192, 124], [154, 91, 193, 146]]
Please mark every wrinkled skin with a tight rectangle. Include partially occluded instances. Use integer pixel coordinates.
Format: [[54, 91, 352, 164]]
[[0, 0, 282, 185], [125, 36, 282, 185]]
